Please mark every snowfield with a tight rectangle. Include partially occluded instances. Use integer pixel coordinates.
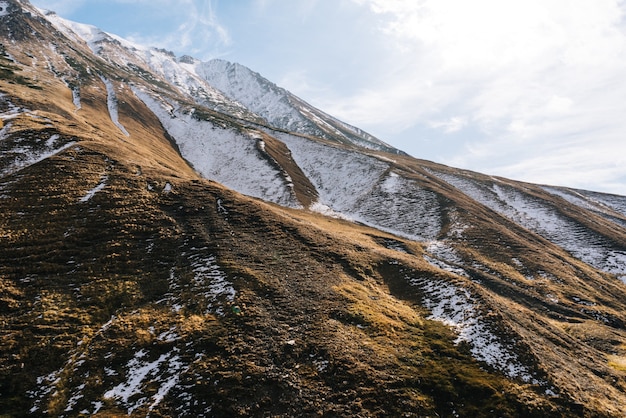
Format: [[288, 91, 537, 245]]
[[431, 170, 626, 281], [349, 171, 442, 241], [270, 130, 442, 241], [134, 89, 301, 208], [131, 49, 256, 120], [193, 59, 315, 135]]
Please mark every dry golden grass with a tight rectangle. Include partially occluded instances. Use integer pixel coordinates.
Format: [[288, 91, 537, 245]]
[[608, 355, 626, 372], [335, 276, 424, 327], [1, 19, 626, 416]]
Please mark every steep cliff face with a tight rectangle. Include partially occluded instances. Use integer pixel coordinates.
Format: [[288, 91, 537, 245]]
[[1, 1, 626, 416]]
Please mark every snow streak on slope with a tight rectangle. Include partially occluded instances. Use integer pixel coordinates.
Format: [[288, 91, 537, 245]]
[[404, 271, 536, 382], [99, 76, 129, 136], [78, 175, 107, 203], [71, 86, 81, 111], [271, 131, 441, 240], [583, 192, 626, 219], [424, 241, 470, 277], [543, 186, 615, 215], [135, 90, 300, 208], [432, 171, 626, 280]]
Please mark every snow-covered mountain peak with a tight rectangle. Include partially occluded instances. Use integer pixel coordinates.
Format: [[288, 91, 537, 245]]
[[191, 57, 401, 153], [29, 3, 400, 154], [41, 10, 111, 54]]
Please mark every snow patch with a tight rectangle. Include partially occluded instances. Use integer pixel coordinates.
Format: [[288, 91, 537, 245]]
[[65, 384, 86, 412], [28, 369, 62, 413], [165, 248, 236, 315], [309, 201, 353, 221], [157, 328, 179, 343], [1, 138, 76, 178], [407, 274, 536, 381], [0, 94, 27, 121], [188, 252, 236, 315], [71, 87, 81, 111], [79, 175, 107, 202], [424, 241, 469, 277], [446, 209, 469, 238], [0, 120, 11, 141], [216, 198, 228, 215], [103, 347, 187, 414]]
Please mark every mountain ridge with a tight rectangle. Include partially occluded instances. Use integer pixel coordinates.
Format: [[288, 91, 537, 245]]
[[1, 1, 626, 416], [40, 5, 399, 155]]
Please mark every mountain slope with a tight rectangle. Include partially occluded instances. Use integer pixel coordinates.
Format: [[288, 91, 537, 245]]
[[1, 1, 626, 416]]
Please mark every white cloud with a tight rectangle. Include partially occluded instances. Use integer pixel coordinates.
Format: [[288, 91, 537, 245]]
[[335, 0, 626, 193], [430, 116, 467, 134], [122, 0, 230, 58]]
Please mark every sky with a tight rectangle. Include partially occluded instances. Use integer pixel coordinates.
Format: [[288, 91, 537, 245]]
[[30, 0, 626, 195]]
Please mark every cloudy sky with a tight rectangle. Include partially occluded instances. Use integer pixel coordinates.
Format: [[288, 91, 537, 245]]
[[31, 0, 626, 195]]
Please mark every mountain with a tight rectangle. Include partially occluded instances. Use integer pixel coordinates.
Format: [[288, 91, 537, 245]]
[[1, 1, 626, 416], [188, 58, 401, 154]]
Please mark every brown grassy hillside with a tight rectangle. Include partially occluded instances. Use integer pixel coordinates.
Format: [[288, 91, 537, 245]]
[[1, 2, 626, 416]]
